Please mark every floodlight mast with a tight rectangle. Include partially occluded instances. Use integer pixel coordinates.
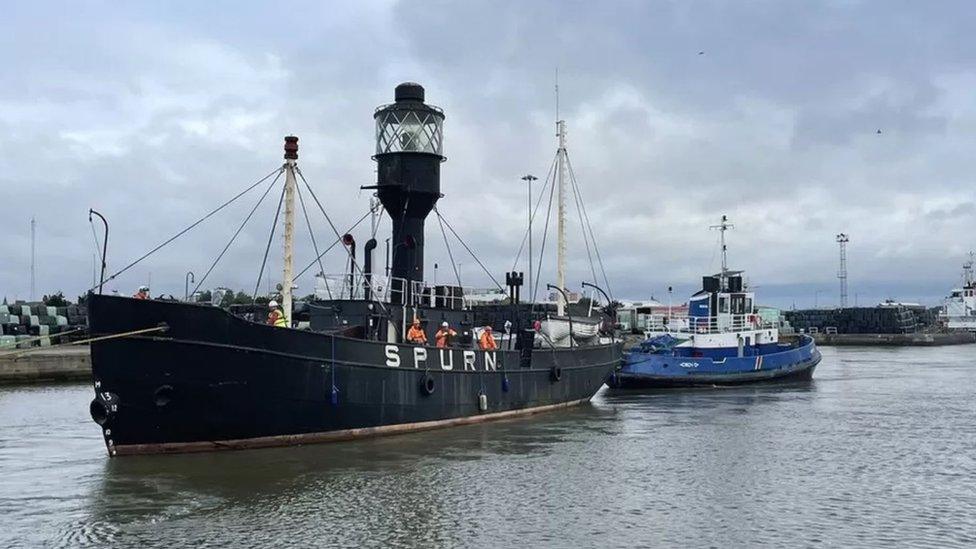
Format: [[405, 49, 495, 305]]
[[836, 233, 850, 308]]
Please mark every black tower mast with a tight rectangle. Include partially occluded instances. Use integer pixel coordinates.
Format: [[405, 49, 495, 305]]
[[369, 82, 446, 304]]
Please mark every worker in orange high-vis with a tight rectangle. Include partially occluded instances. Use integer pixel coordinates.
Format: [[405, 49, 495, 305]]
[[133, 285, 150, 300], [435, 321, 457, 348], [478, 325, 498, 350], [406, 319, 427, 345]]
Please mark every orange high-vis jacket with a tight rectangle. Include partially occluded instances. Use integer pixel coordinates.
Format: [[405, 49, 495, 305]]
[[134, 291, 149, 300], [407, 325, 427, 344], [479, 330, 498, 350], [435, 328, 457, 348]]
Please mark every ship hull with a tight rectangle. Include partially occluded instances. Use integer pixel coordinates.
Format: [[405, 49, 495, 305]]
[[608, 335, 820, 389], [87, 295, 621, 456]]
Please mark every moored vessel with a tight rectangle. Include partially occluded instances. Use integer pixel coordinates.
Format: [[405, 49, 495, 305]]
[[87, 83, 622, 456], [608, 216, 820, 389], [940, 254, 976, 332]]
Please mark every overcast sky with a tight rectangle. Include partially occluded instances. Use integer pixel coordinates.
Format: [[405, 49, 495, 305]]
[[2, 1, 975, 309]]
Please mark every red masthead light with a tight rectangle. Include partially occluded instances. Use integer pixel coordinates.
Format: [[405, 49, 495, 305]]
[[284, 136, 299, 160]]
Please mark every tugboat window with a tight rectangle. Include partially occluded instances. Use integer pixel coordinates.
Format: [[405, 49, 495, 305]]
[[719, 295, 730, 314]]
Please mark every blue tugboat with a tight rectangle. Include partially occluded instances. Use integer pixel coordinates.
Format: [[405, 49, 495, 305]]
[[609, 216, 820, 389]]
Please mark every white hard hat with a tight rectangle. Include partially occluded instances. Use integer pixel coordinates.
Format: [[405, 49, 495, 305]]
[[269, 300, 279, 308], [441, 321, 449, 327], [139, 285, 149, 291]]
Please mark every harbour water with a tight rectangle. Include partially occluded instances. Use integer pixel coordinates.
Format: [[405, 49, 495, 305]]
[[1, 346, 974, 548]]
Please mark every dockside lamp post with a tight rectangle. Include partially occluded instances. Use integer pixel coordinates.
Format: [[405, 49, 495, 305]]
[[668, 286, 673, 322], [522, 174, 538, 300], [88, 209, 108, 295], [185, 271, 195, 302]]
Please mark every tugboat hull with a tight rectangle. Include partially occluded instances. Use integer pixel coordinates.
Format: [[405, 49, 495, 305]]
[[88, 295, 621, 456], [608, 335, 820, 389]]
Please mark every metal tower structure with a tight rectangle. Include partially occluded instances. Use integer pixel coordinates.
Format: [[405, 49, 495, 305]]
[[963, 251, 975, 286], [29, 216, 36, 300], [836, 233, 849, 308], [709, 215, 734, 276]]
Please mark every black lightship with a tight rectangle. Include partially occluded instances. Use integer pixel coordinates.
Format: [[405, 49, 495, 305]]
[[87, 83, 622, 456]]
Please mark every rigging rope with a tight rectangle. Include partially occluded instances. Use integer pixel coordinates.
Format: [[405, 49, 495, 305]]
[[568, 161, 599, 287], [295, 181, 332, 299], [433, 206, 504, 291], [0, 325, 167, 358], [293, 210, 372, 280], [89, 220, 103, 263], [434, 207, 463, 288], [193, 169, 283, 295], [294, 166, 400, 338], [566, 156, 614, 300], [532, 165, 558, 305], [90, 166, 284, 292], [251, 179, 288, 302]]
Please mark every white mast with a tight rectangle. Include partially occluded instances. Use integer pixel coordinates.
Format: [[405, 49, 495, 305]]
[[282, 136, 299, 325], [556, 120, 567, 316]]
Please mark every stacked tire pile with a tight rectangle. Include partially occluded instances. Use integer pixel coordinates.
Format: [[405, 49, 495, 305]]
[[785, 307, 922, 334], [0, 303, 88, 349]]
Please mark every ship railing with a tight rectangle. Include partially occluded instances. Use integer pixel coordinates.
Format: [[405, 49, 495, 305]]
[[313, 273, 480, 310], [644, 313, 774, 335], [313, 273, 368, 300]]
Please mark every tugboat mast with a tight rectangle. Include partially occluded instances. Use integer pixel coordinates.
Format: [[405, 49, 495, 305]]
[[965, 251, 975, 287], [710, 214, 734, 278], [556, 120, 567, 316], [281, 136, 299, 325]]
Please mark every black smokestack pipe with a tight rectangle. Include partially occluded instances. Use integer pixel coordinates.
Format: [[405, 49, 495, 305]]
[[367, 83, 446, 303], [363, 238, 377, 300], [342, 234, 356, 297]]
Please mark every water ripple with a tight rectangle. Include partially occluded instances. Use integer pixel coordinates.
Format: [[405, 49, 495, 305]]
[[1, 346, 975, 547]]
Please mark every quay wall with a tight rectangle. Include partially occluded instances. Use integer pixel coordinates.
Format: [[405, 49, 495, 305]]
[[0, 347, 91, 385], [813, 332, 975, 347]]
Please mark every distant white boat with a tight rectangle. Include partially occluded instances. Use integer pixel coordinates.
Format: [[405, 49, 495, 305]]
[[941, 255, 976, 331]]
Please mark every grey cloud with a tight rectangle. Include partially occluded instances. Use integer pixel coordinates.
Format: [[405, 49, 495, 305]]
[[2, 1, 976, 308]]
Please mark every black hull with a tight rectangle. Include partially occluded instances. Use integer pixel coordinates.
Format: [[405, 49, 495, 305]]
[[608, 354, 820, 389], [87, 295, 621, 456]]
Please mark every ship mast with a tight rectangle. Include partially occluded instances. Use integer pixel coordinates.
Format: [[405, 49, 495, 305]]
[[964, 251, 975, 287], [710, 215, 734, 278], [556, 120, 567, 316], [281, 136, 299, 325]]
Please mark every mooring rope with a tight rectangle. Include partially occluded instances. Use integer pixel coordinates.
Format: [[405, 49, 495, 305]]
[[0, 325, 169, 358]]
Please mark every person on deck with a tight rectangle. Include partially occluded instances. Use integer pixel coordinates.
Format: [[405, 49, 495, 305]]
[[435, 321, 457, 348], [478, 325, 498, 350], [133, 286, 150, 300], [406, 319, 427, 345], [267, 300, 288, 328]]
